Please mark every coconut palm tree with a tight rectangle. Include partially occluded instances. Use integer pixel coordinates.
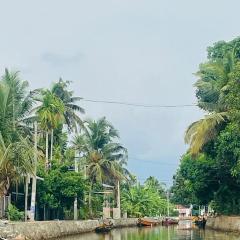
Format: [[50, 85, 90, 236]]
[[51, 79, 85, 132], [0, 134, 34, 197], [73, 118, 128, 183], [72, 117, 128, 216], [36, 90, 65, 169], [185, 51, 235, 155], [185, 112, 228, 155], [0, 69, 38, 144], [0, 70, 40, 201]]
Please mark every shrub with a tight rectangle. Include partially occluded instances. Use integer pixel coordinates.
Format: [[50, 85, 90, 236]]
[[7, 204, 24, 221]]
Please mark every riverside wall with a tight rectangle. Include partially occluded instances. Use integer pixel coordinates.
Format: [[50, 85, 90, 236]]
[[207, 216, 240, 232], [0, 218, 138, 240]]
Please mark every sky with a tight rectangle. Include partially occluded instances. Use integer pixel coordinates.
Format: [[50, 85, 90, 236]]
[[0, 0, 239, 186]]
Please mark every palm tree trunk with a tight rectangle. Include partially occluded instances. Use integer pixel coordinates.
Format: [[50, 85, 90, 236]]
[[50, 129, 53, 163], [30, 121, 38, 221], [45, 131, 49, 170], [88, 182, 93, 218]]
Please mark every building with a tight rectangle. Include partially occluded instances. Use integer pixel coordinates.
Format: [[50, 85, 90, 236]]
[[175, 205, 192, 219]]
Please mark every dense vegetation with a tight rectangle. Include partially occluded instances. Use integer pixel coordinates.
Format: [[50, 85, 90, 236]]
[[121, 176, 176, 217], [172, 37, 240, 215], [0, 71, 170, 220]]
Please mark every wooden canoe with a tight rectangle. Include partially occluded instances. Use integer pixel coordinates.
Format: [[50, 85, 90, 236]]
[[95, 220, 113, 233], [137, 218, 159, 227], [162, 218, 179, 225], [95, 225, 112, 233]]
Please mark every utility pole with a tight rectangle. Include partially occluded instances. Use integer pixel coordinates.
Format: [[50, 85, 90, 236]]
[[74, 151, 79, 220], [116, 181, 121, 219], [117, 181, 120, 209], [30, 121, 38, 221], [24, 175, 30, 221]]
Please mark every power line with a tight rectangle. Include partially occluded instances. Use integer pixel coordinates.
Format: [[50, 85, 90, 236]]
[[82, 98, 197, 108]]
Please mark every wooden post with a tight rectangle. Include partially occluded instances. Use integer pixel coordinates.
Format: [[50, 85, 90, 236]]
[[74, 151, 78, 220]]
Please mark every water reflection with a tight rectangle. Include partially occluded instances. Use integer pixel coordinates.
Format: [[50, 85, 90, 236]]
[[60, 223, 240, 240]]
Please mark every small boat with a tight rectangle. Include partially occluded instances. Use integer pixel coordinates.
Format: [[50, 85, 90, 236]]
[[162, 218, 179, 225], [95, 220, 113, 233], [137, 218, 159, 227]]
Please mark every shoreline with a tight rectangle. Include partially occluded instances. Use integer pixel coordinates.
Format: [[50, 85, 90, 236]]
[[206, 216, 240, 233], [0, 218, 138, 240]]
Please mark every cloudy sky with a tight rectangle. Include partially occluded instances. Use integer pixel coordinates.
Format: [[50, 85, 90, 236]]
[[0, 0, 239, 186]]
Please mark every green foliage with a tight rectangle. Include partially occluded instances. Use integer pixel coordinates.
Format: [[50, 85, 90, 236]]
[[73, 117, 129, 185], [51, 79, 85, 132], [37, 90, 65, 131], [7, 204, 24, 221], [121, 178, 173, 217], [37, 161, 87, 211], [175, 37, 240, 215], [0, 70, 36, 196], [171, 154, 218, 205]]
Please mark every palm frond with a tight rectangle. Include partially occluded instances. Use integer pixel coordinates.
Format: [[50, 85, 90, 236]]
[[185, 112, 228, 155]]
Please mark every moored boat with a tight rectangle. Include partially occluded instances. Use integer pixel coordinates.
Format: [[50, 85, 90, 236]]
[[137, 218, 160, 227], [95, 220, 113, 233], [95, 225, 112, 233], [162, 218, 179, 225]]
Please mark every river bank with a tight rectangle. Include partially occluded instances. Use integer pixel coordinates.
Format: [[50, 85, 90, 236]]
[[207, 216, 240, 232], [0, 218, 138, 240]]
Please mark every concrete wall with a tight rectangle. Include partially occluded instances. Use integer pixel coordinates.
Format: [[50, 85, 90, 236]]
[[0, 218, 138, 240], [113, 218, 138, 228], [207, 216, 240, 232]]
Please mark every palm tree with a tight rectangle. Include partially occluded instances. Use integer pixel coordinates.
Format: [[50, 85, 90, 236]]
[[51, 79, 85, 132], [185, 51, 235, 155], [0, 69, 38, 144], [121, 185, 168, 217], [185, 112, 228, 155], [73, 117, 128, 216], [36, 90, 65, 169], [195, 50, 236, 111], [0, 134, 34, 197], [73, 118, 128, 183]]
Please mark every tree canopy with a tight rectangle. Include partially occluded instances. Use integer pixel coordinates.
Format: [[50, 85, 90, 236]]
[[172, 37, 240, 215]]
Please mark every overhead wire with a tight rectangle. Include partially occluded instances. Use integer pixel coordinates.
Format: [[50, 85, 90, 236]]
[[82, 98, 197, 108], [81, 97, 195, 184]]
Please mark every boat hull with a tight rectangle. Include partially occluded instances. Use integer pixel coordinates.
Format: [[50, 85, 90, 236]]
[[138, 218, 159, 227], [95, 226, 112, 233], [95, 220, 113, 233], [162, 219, 179, 225]]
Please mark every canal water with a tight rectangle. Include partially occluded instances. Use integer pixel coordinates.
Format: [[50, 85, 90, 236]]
[[60, 221, 240, 240]]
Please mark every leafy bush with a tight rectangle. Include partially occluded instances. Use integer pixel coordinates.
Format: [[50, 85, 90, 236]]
[[7, 204, 24, 221]]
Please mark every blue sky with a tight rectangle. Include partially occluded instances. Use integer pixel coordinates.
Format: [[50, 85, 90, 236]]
[[0, 0, 240, 186]]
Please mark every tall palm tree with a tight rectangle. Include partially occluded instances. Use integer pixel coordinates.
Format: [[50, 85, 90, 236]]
[[0, 69, 38, 144], [185, 51, 234, 155], [51, 79, 85, 132], [73, 117, 128, 216], [73, 117, 128, 183], [0, 69, 38, 202], [36, 90, 65, 169]]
